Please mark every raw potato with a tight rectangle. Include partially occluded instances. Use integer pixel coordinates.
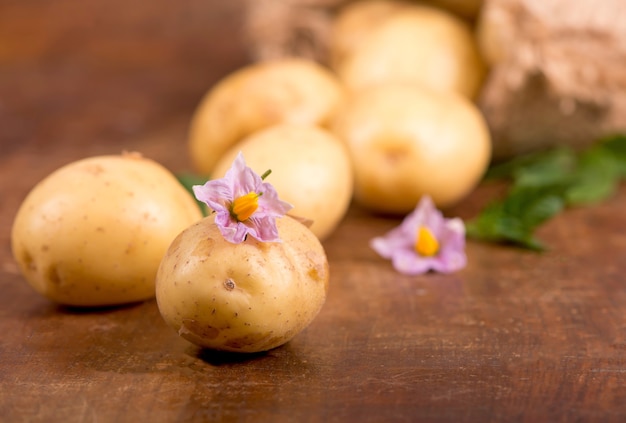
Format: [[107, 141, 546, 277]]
[[243, 0, 484, 63], [212, 124, 353, 240], [156, 214, 329, 353], [11, 153, 203, 307], [188, 58, 345, 175], [328, 0, 414, 69], [332, 83, 491, 213], [333, 3, 486, 98]]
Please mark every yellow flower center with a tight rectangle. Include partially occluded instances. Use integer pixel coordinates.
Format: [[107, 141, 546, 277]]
[[415, 226, 439, 257], [231, 192, 260, 221]]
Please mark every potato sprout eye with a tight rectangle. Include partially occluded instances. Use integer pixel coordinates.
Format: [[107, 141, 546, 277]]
[[223, 278, 236, 291]]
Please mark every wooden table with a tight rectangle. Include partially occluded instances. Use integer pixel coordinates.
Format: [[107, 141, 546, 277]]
[[1, 1, 625, 421]]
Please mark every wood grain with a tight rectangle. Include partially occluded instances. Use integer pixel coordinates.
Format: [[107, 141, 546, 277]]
[[1, 1, 625, 422]]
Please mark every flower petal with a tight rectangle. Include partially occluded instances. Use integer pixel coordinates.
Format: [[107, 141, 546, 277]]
[[192, 152, 293, 244], [247, 215, 282, 242], [192, 179, 232, 213], [258, 181, 293, 216], [391, 250, 433, 275], [370, 227, 410, 259], [370, 195, 467, 275], [432, 217, 467, 273]]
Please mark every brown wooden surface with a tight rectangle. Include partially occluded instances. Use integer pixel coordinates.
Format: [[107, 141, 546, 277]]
[[1, 1, 625, 422]]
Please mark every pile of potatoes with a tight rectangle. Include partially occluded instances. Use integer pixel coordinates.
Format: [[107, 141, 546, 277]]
[[11, 152, 329, 353], [10, 0, 492, 353], [189, 0, 492, 222]]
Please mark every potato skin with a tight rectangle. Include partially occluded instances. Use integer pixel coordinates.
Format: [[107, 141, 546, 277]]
[[188, 58, 345, 175], [332, 83, 491, 213], [329, 0, 413, 69], [155, 214, 329, 353], [334, 5, 486, 98], [11, 153, 203, 307], [212, 124, 353, 240]]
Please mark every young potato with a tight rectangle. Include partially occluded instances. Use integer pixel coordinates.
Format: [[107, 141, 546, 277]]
[[11, 153, 203, 307], [188, 58, 345, 175], [334, 4, 486, 98], [329, 0, 413, 69], [156, 214, 329, 353], [332, 83, 491, 213], [212, 124, 353, 240]]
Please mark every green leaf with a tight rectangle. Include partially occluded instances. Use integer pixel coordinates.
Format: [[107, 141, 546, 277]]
[[467, 134, 626, 250], [512, 148, 576, 188], [597, 134, 626, 176], [564, 147, 620, 205], [515, 190, 564, 228], [177, 172, 210, 216], [485, 147, 575, 183], [465, 185, 564, 250], [177, 172, 208, 192]]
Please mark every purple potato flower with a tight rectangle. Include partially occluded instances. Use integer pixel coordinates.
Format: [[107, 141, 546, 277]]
[[370, 195, 466, 275], [192, 152, 293, 243]]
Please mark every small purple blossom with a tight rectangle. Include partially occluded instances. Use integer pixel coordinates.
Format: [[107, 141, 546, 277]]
[[193, 152, 293, 243], [370, 196, 466, 275]]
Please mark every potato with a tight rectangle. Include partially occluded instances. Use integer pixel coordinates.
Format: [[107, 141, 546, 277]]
[[212, 124, 353, 240], [156, 214, 329, 353], [333, 4, 486, 98], [329, 0, 413, 69], [11, 153, 203, 307], [188, 58, 345, 175], [332, 83, 491, 213]]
